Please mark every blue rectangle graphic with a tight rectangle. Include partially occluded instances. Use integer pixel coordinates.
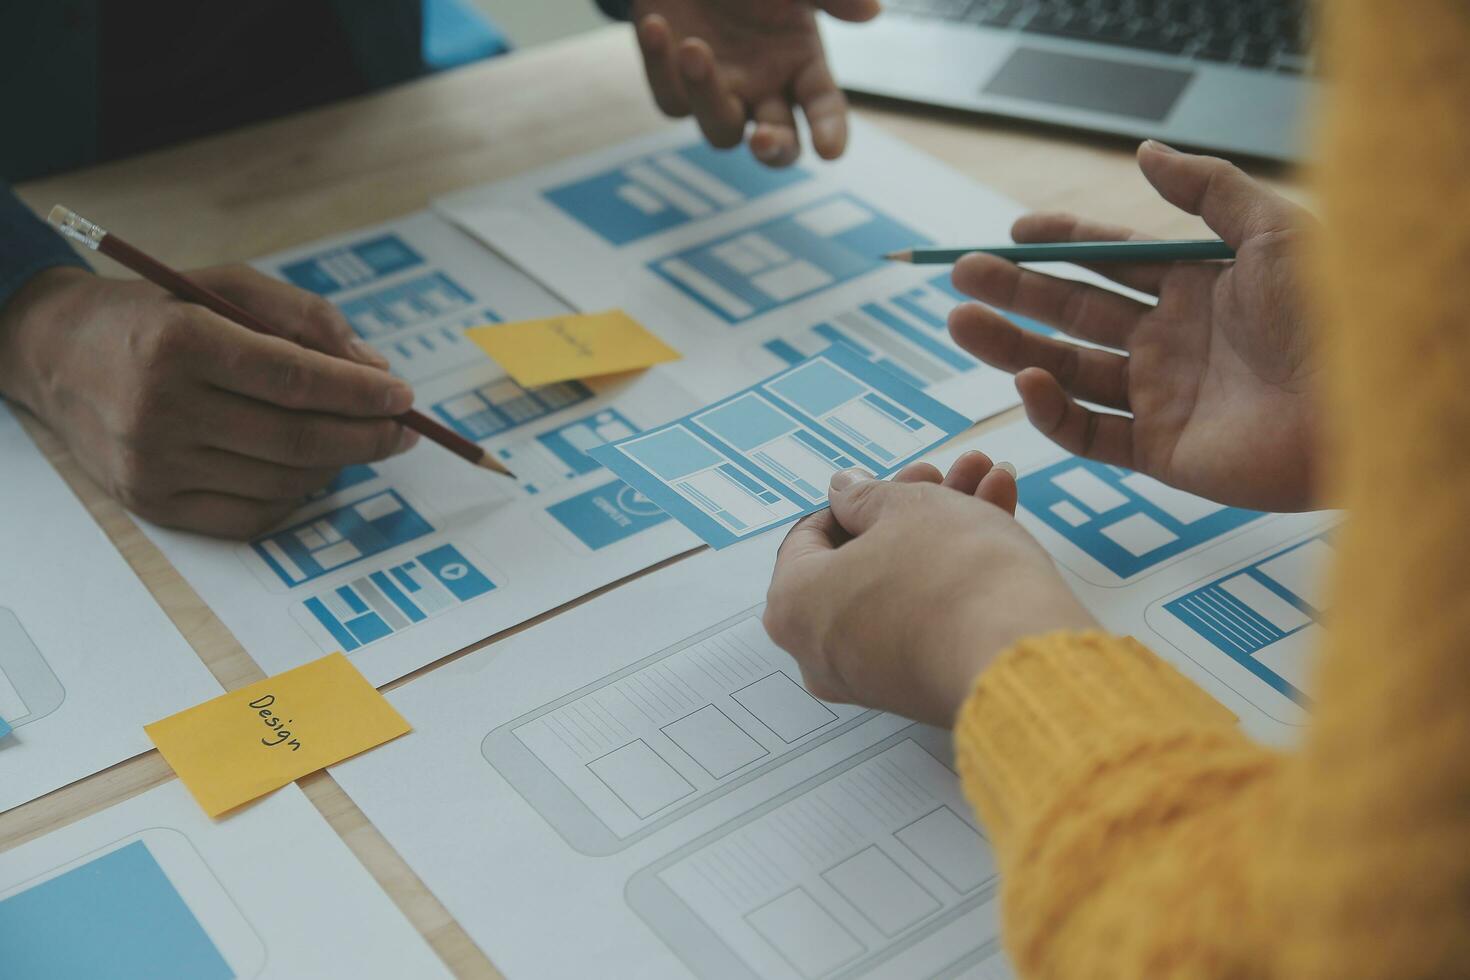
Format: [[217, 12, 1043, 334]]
[[432, 377, 595, 442], [1162, 533, 1333, 705], [545, 141, 809, 246], [301, 544, 496, 651], [279, 233, 423, 295], [495, 408, 640, 495], [761, 272, 1058, 391], [589, 345, 970, 548], [338, 272, 475, 340], [546, 479, 672, 551], [306, 463, 378, 502], [651, 194, 929, 324], [1018, 460, 1263, 581], [0, 840, 233, 980], [252, 490, 434, 587]]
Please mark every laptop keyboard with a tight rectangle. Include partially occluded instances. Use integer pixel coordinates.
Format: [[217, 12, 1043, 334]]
[[884, 0, 1311, 74]]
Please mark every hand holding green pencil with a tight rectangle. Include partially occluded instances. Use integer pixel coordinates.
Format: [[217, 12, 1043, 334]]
[[885, 237, 1235, 265], [939, 140, 1320, 514]]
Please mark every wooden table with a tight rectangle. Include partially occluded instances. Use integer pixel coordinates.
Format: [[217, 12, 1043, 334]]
[[1, 24, 1298, 978]]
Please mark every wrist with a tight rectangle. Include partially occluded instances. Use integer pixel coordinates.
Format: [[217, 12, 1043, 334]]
[[939, 575, 1097, 723], [0, 266, 93, 417]]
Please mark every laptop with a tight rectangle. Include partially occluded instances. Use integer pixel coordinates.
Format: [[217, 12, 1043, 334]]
[[822, 0, 1315, 162]]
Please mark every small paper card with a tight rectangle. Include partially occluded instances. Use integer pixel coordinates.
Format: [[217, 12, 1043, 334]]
[[466, 310, 680, 386], [588, 344, 972, 548], [145, 653, 410, 817]]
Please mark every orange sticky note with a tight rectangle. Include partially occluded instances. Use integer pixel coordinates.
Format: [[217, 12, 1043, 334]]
[[466, 309, 680, 387], [144, 653, 410, 817]]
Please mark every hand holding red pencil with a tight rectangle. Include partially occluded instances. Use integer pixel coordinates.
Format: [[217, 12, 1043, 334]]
[[0, 261, 424, 537]]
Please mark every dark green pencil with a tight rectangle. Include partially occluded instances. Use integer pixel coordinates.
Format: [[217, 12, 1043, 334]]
[[884, 239, 1235, 264]]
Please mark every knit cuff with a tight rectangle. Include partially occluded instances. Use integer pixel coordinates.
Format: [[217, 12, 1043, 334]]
[[0, 187, 90, 318], [954, 630, 1237, 850]]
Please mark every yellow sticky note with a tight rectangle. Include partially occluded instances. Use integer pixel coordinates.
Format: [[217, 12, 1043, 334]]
[[145, 653, 410, 817], [466, 309, 680, 387]]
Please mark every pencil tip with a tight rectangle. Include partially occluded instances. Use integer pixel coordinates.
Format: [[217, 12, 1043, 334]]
[[476, 454, 517, 479], [883, 250, 912, 263]]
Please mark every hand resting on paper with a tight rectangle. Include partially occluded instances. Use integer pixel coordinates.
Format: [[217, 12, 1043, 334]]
[[630, 0, 880, 167], [763, 453, 1095, 727], [0, 265, 417, 538], [949, 141, 1322, 513]]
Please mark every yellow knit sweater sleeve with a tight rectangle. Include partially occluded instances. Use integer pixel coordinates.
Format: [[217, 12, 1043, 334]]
[[953, 2, 1470, 977]]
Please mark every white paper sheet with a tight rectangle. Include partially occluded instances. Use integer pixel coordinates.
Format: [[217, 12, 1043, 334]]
[[329, 419, 1333, 980], [925, 424, 1336, 740], [141, 212, 701, 685], [331, 535, 1015, 980], [0, 780, 449, 978], [435, 120, 1140, 425], [0, 406, 221, 813]]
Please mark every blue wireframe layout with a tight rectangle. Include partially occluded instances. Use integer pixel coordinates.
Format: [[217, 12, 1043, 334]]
[[273, 230, 504, 384], [492, 408, 638, 495], [431, 376, 595, 442], [279, 233, 423, 296], [544, 141, 810, 245], [298, 544, 496, 654], [1019, 458, 1264, 583], [650, 194, 929, 324], [250, 491, 434, 588], [1159, 532, 1335, 705], [762, 272, 1057, 390], [590, 345, 971, 548]]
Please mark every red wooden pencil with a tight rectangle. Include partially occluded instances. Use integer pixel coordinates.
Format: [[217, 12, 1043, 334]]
[[47, 205, 513, 478]]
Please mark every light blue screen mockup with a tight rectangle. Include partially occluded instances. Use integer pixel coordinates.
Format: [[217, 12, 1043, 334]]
[[650, 194, 930, 324], [0, 840, 232, 980], [279, 232, 423, 296], [302, 543, 497, 653], [1162, 532, 1334, 705], [1019, 458, 1263, 581], [590, 345, 971, 548], [763, 272, 1058, 391], [544, 141, 810, 246], [252, 490, 434, 588]]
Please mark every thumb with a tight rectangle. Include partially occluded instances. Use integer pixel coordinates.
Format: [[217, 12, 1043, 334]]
[[815, 0, 882, 23], [1136, 140, 1293, 249], [827, 467, 907, 536]]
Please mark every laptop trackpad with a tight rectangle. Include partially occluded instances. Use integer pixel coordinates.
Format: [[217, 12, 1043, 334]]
[[982, 47, 1193, 122]]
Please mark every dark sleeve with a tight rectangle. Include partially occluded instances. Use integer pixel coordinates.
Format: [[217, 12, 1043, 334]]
[[595, 0, 633, 20], [0, 184, 90, 314]]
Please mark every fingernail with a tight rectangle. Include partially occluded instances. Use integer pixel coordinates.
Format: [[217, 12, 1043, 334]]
[[813, 118, 843, 154], [755, 138, 781, 162], [383, 381, 414, 415], [1143, 139, 1178, 154], [351, 338, 388, 367], [994, 461, 1017, 478], [829, 467, 873, 493], [395, 428, 421, 454]]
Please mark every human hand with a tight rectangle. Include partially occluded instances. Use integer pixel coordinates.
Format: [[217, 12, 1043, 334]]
[[949, 142, 1320, 512], [763, 451, 1096, 727], [0, 265, 418, 538], [630, 0, 879, 166]]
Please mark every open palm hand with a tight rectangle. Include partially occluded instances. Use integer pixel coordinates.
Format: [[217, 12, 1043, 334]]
[[949, 142, 1320, 512]]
